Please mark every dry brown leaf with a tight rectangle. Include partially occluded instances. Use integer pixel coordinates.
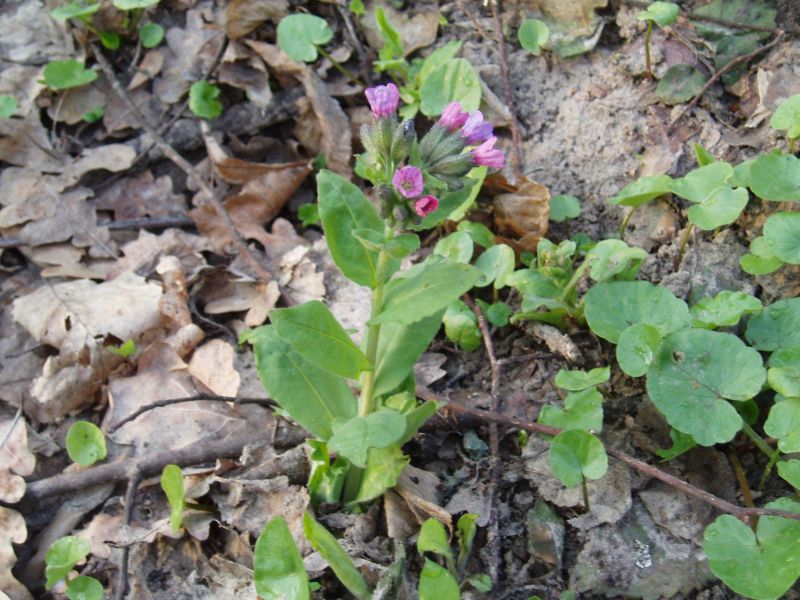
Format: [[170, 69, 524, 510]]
[[47, 85, 106, 125], [492, 175, 550, 253], [0, 115, 62, 171], [94, 170, 186, 220], [108, 228, 209, 280], [0, 507, 32, 600], [128, 49, 165, 91], [361, 3, 439, 56], [0, 309, 45, 409], [225, 0, 287, 39], [0, 418, 35, 503], [157, 256, 193, 329], [188, 339, 241, 396], [218, 59, 273, 111], [0, 65, 44, 115], [203, 279, 280, 327]]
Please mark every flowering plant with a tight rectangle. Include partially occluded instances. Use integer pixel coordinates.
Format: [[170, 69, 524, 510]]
[[244, 84, 505, 506]]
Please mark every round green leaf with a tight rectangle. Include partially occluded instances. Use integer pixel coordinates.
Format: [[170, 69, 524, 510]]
[[51, 1, 101, 21], [586, 239, 647, 282], [434, 231, 474, 264], [112, 0, 159, 9], [549, 194, 581, 222], [765, 398, 800, 453], [584, 281, 690, 343], [254, 517, 310, 600], [43, 59, 97, 90], [554, 367, 610, 391], [740, 252, 783, 275], [646, 329, 765, 446], [443, 299, 481, 352], [768, 366, 800, 398], [420, 58, 481, 116], [66, 575, 104, 600], [189, 80, 222, 120], [704, 498, 800, 600], [65, 421, 107, 466], [538, 387, 604, 432], [277, 14, 333, 62], [637, 1, 680, 26], [518, 19, 550, 55], [690, 290, 762, 329], [656, 64, 706, 105], [140, 22, 165, 48], [616, 322, 662, 377], [670, 161, 734, 203], [746, 297, 800, 351], [608, 174, 672, 207], [749, 152, 800, 201], [771, 94, 800, 140], [686, 186, 748, 230], [474, 243, 515, 288], [777, 459, 800, 489], [548, 430, 608, 488], [0, 94, 18, 119], [763, 212, 800, 263], [45, 536, 91, 589]]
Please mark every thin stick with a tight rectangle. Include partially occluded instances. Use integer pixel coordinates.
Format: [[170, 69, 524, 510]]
[[726, 449, 755, 510], [0, 403, 23, 452], [113, 468, 142, 600], [91, 44, 275, 284]]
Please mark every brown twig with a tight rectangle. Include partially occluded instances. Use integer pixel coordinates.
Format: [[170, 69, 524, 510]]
[[489, 0, 524, 182], [669, 32, 785, 129], [113, 468, 141, 600], [91, 44, 275, 284]]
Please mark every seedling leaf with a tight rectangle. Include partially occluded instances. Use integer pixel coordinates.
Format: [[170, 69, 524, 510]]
[[43, 60, 97, 90], [656, 64, 705, 105], [549, 430, 608, 487], [140, 22, 165, 48], [45, 536, 91, 589], [417, 518, 453, 560], [188, 80, 222, 119], [539, 387, 604, 432], [254, 517, 310, 600], [749, 152, 800, 201], [65, 421, 107, 466], [418, 559, 460, 600], [66, 575, 103, 600], [518, 19, 550, 55], [554, 367, 610, 391], [637, 1, 679, 26], [549, 194, 581, 222], [277, 14, 333, 62], [608, 174, 672, 208], [160, 464, 185, 532], [420, 58, 481, 116], [690, 291, 762, 329]]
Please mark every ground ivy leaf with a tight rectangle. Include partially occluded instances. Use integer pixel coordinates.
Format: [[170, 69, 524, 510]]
[[586, 239, 647, 282], [763, 212, 800, 263], [771, 94, 800, 139], [764, 398, 800, 453], [690, 290, 763, 329], [65, 421, 107, 466], [746, 297, 800, 351], [548, 430, 608, 487], [554, 367, 610, 391], [687, 186, 748, 230], [749, 152, 800, 201], [434, 230, 474, 263], [704, 498, 800, 600], [420, 58, 481, 116], [328, 409, 406, 468], [518, 18, 550, 55], [538, 387, 603, 432], [45, 536, 91, 589], [584, 281, 690, 343], [474, 243, 515, 288], [254, 517, 310, 600], [637, 1, 679, 26], [608, 174, 672, 208], [188, 80, 222, 120], [277, 14, 333, 62], [646, 329, 765, 446], [656, 64, 706, 105], [616, 322, 662, 377], [777, 460, 800, 489]]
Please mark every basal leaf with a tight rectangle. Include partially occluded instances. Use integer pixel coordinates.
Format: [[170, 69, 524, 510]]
[[474, 243, 515, 288], [160, 464, 185, 532], [417, 518, 453, 560], [328, 409, 406, 467], [254, 517, 310, 600], [616, 322, 662, 377], [746, 297, 800, 351], [65, 421, 106, 466], [548, 430, 608, 488], [763, 212, 800, 263], [554, 367, 609, 391], [608, 174, 672, 208], [749, 152, 800, 201], [764, 398, 800, 453], [443, 300, 481, 352], [353, 445, 409, 504], [277, 14, 333, 62], [420, 58, 481, 116], [670, 162, 734, 203], [690, 290, 762, 329], [45, 536, 91, 589], [686, 186, 748, 230], [538, 387, 603, 432]]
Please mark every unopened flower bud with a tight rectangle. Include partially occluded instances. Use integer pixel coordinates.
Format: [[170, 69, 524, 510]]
[[439, 102, 469, 132], [428, 152, 474, 178], [365, 83, 400, 118], [414, 195, 439, 217], [419, 124, 466, 169], [391, 119, 415, 163], [471, 136, 505, 169], [460, 111, 493, 145]]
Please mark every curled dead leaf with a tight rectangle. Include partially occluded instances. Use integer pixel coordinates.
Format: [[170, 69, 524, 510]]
[[225, 0, 287, 40], [491, 175, 550, 252], [188, 339, 241, 396], [0, 507, 32, 600], [0, 418, 35, 503]]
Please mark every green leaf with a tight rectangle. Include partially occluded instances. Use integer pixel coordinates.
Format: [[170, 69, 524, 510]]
[[51, 1, 101, 20], [43, 59, 97, 90], [418, 559, 461, 600], [372, 258, 482, 325], [99, 30, 120, 50], [348, 0, 365, 17], [584, 281, 691, 343], [398, 400, 438, 444], [353, 445, 409, 504], [692, 0, 776, 40], [687, 186, 748, 230], [189, 80, 222, 120], [298, 203, 320, 228], [740, 235, 783, 275], [646, 329, 765, 446], [457, 221, 496, 248], [65, 421, 107, 466], [690, 291, 763, 329], [254, 517, 310, 600], [608, 174, 672, 208], [456, 513, 478, 572], [768, 366, 800, 397], [270, 301, 370, 379], [746, 297, 800, 351], [539, 387, 604, 432], [777, 460, 800, 489], [82, 106, 103, 123], [693, 143, 716, 166], [434, 231, 474, 264], [419, 41, 462, 82], [586, 239, 647, 282], [45, 536, 91, 589], [414, 168, 487, 229], [385, 233, 420, 259], [373, 312, 444, 397], [246, 326, 356, 440], [554, 367, 610, 391], [328, 409, 406, 467], [108, 339, 137, 358], [277, 14, 333, 62], [308, 441, 348, 506], [518, 19, 550, 55], [763, 212, 800, 263], [417, 518, 453, 560], [112, 0, 159, 8], [478, 300, 512, 327], [303, 513, 371, 600], [0, 94, 17, 119], [764, 398, 800, 453], [549, 194, 581, 222], [140, 22, 165, 48], [771, 94, 800, 139], [616, 322, 662, 377], [704, 498, 800, 600], [375, 7, 404, 62], [749, 152, 800, 201], [548, 430, 608, 487], [66, 575, 103, 600], [670, 162, 734, 203], [474, 243, 515, 288], [655, 428, 696, 460], [420, 58, 481, 116], [655, 64, 706, 105], [443, 300, 481, 352], [160, 464, 185, 532], [637, 1, 679, 26], [466, 573, 492, 593], [317, 170, 384, 288]]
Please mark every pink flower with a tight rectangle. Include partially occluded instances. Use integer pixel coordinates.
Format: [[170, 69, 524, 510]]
[[439, 102, 469, 132], [365, 83, 400, 118], [471, 136, 505, 169], [414, 195, 439, 217], [460, 111, 493, 145], [392, 166, 424, 198]]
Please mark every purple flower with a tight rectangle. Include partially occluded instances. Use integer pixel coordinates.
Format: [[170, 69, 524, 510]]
[[460, 111, 493, 145], [414, 195, 439, 217], [365, 83, 400, 118], [471, 136, 505, 169], [439, 102, 469, 132], [392, 166, 424, 198]]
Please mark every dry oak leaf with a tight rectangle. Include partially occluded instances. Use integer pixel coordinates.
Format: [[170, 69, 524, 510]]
[[188, 339, 241, 396], [0, 507, 33, 600], [225, 0, 287, 39], [108, 228, 209, 280], [491, 175, 550, 253], [94, 170, 185, 220], [203, 278, 280, 327], [128, 49, 164, 91], [0, 418, 35, 503], [361, 3, 439, 56]]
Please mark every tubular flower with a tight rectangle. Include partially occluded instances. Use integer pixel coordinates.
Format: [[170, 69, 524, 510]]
[[460, 111, 493, 145], [438, 102, 469, 132], [365, 83, 400, 118], [471, 136, 505, 169], [392, 166, 424, 198], [414, 195, 439, 217]]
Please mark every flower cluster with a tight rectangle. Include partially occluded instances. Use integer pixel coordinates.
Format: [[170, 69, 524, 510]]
[[361, 83, 505, 226]]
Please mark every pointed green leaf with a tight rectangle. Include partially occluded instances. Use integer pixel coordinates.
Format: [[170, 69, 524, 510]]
[[161, 464, 185, 532], [328, 410, 406, 467], [417, 518, 453, 560], [254, 517, 310, 600], [418, 559, 461, 600], [608, 175, 672, 208]]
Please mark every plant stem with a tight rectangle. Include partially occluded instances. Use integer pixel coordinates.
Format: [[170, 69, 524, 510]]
[[741, 421, 776, 460], [559, 260, 591, 304], [645, 22, 653, 78], [619, 205, 639, 238], [316, 46, 365, 87], [581, 476, 591, 511], [673, 222, 694, 271], [759, 447, 782, 490]]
